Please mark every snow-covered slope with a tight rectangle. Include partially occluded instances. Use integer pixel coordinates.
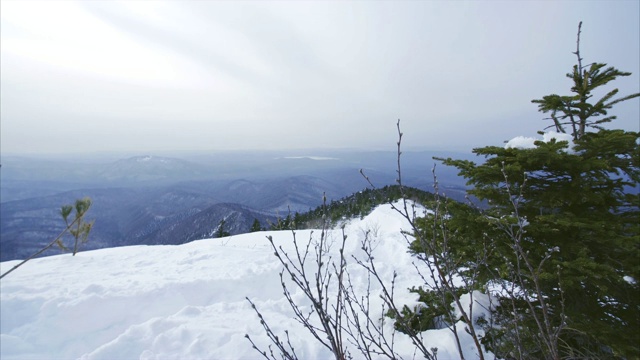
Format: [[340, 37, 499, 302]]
[[0, 201, 491, 359]]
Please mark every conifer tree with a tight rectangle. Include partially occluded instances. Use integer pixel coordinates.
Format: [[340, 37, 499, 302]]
[[216, 219, 231, 238], [250, 218, 262, 232], [437, 23, 639, 358], [532, 22, 639, 140]]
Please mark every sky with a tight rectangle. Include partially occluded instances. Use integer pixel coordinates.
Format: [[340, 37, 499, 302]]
[[1, 0, 639, 155]]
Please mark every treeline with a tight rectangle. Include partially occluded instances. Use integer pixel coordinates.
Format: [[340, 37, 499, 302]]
[[267, 185, 437, 230]]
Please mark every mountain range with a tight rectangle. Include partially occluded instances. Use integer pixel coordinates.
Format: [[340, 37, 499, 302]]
[[0, 150, 471, 261]]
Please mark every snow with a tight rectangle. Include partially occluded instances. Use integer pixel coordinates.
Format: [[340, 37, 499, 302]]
[[281, 156, 339, 161], [505, 131, 574, 150], [1, 201, 492, 359]]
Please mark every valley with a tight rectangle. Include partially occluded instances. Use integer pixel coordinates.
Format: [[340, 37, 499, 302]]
[[0, 149, 470, 261]]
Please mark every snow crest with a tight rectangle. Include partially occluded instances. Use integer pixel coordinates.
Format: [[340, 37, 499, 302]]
[[505, 131, 575, 150], [1, 201, 491, 359]]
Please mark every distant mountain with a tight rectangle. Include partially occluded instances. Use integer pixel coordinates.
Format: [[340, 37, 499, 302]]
[[139, 203, 276, 245], [0, 150, 471, 261], [1, 188, 138, 261], [0, 187, 221, 261], [212, 175, 345, 213], [98, 155, 211, 183], [0, 175, 360, 261]]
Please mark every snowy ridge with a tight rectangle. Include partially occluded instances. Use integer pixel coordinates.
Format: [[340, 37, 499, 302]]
[[0, 201, 492, 359], [281, 156, 339, 161]]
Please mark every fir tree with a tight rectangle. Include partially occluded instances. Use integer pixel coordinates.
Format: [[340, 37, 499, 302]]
[[532, 22, 639, 140], [250, 218, 262, 232], [216, 219, 231, 238], [437, 23, 639, 358]]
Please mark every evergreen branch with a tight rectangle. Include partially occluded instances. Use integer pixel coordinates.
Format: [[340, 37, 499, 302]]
[[1, 215, 84, 280], [605, 92, 640, 108]]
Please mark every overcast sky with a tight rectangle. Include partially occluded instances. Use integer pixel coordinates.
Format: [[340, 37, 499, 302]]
[[1, 0, 638, 155]]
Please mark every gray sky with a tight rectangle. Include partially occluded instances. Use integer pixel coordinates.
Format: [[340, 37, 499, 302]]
[[1, 0, 638, 155]]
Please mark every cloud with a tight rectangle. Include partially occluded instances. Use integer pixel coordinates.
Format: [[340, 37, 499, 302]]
[[1, 0, 638, 155]]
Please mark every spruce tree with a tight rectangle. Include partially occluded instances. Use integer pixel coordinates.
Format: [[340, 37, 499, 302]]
[[216, 219, 231, 238], [250, 218, 262, 232], [437, 23, 639, 358], [532, 22, 639, 140]]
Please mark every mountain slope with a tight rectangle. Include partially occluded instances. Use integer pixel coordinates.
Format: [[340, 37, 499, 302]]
[[1, 171, 381, 261], [98, 155, 210, 183], [139, 203, 276, 245], [211, 175, 349, 213]]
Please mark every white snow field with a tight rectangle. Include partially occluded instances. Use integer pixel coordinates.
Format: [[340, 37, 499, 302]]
[[1, 201, 492, 359]]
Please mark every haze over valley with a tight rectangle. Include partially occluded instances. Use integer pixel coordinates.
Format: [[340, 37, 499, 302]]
[[0, 149, 470, 261]]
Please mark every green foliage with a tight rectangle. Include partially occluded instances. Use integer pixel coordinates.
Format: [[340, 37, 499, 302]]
[[250, 218, 262, 232], [61, 197, 95, 256], [388, 286, 462, 333], [216, 219, 231, 238], [291, 185, 436, 229], [1, 197, 94, 279], [531, 22, 639, 140], [440, 124, 639, 359], [433, 35, 640, 358], [269, 213, 294, 231], [397, 24, 640, 358]]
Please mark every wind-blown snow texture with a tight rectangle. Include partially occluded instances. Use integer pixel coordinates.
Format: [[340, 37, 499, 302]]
[[504, 131, 574, 150], [1, 201, 492, 359]]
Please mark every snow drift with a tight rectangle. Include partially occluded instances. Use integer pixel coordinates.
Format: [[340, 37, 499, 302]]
[[504, 131, 575, 150], [1, 201, 491, 359]]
